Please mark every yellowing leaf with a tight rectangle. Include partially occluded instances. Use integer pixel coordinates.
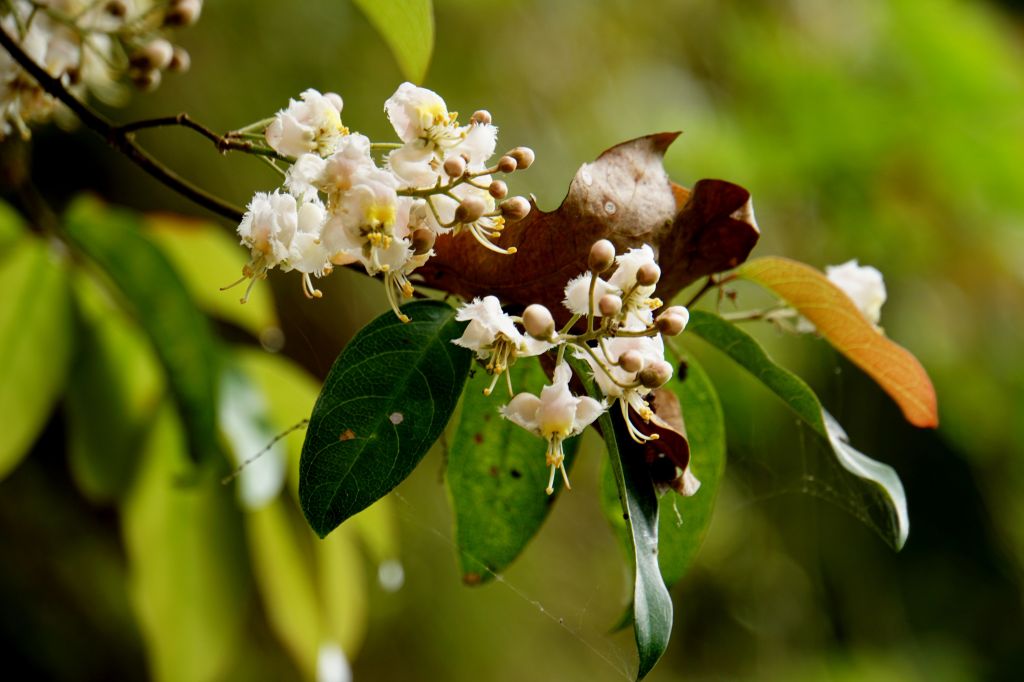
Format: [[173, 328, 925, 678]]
[[737, 256, 938, 428]]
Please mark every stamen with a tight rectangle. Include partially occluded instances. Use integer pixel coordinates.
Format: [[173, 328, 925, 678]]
[[240, 275, 260, 304], [620, 399, 656, 444], [220, 274, 247, 291], [483, 371, 501, 396]]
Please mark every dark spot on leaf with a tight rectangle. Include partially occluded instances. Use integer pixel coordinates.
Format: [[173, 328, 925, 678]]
[[510, 468, 522, 479], [473, 432, 484, 444], [622, 513, 629, 521], [463, 572, 482, 586], [339, 429, 356, 441], [488, 465, 499, 477], [676, 360, 688, 382], [482, 413, 491, 422]]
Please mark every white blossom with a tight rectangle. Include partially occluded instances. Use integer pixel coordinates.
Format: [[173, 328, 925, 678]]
[[237, 190, 298, 270], [501, 363, 605, 494], [265, 88, 347, 158], [320, 167, 409, 274], [607, 245, 661, 325], [563, 272, 620, 316], [384, 82, 458, 147]]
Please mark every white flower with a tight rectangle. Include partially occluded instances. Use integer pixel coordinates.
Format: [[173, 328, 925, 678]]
[[452, 121, 497, 169], [384, 82, 458, 147], [265, 88, 347, 158], [453, 296, 554, 393], [320, 167, 411, 272], [826, 259, 886, 326], [501, 363, 605, 494], [386, 143, 438, 188], [284, 153, 328, 200], [317, 133, 377, 201], [563, 272, 620, 316], [237, 190, 298, 269], [608, 245, 661, 325]]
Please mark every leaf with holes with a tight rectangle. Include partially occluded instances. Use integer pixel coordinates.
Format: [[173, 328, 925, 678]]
[[353, 0, 434, 83], [686, 310, 909, 549], [735, 256, 938, 428], [300, 300, 472, 538], [447, 360, 580, 585], [568, 356, 672, 680]]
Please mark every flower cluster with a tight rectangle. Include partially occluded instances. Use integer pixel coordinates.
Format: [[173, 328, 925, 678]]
[[0, 0, 201, 140], [233, 83, 534, 322], [452, 239, 692, 495]]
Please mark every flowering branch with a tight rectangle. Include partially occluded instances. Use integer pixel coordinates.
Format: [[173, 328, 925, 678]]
[[0, 23, 244, 221]]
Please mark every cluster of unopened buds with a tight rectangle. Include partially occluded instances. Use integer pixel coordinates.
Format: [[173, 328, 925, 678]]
[[450, 239, 692, 496], [231, 83, 535, 322], [0, 0, 201, 139]]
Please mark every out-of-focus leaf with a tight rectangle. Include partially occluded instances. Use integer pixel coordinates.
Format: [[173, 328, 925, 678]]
[[121, 406, 248, 682], [0, 235, 72, 480], [448, 361, 579, 584], [0, 200, 25, 254], [235, 348, 402, 564], [686, 310, 909, 549], [66, 272, 163, 502], [317, 523, 369, 654], [300, 300, 471, 538], [735, 256, 938, 428], [146, 214, 277, 337], [569, 357, 672, 680], [64, 196, 222, 464], [419, 134, 759, 323], [352, 0, 434, 83], [245, 497, 320, 679], [219, 361, 286, 510], [599, 353, 725, 630]]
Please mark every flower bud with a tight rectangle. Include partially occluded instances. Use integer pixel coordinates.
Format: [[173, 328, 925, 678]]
[[454, 195, 486, 224], [661, 305, 688, 320], [471, 110, 492, 125], [168, 47, 190, 73], [131, 39, 174, 71], [639, 360, 673, 389], [131, 67, 162, 92], [508, 146, 535, 170], [656, 313, 686, 336], [523, 304, 555, 340], [496, 155, 518, 173], [619, 349, 645, 374], [165, 0, 202, 26], [588, 239, 615, 273], [443, 155, 467, 178], [411, 228, 436, 255], [488, 180, 508, 199], [105, 0, 127, 18], [636, 262, 661, 287], [598, 293, 622, 317], [500, 196, 530, 221]]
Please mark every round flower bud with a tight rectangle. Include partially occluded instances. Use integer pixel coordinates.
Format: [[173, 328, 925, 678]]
[[168, 47, 190, 73], [105, 0, 127, 18], [131, 39, 174, 71], [660, 305, 688, 320], [488, 180, 508, 200], [131, 68, 162, 92], [454, 196, 486, 224], [508, 146, 535, 170], [636, 262, 661, 287], [165, 0, 202, 26], [619, 349, 645, 374], [500, 196, 530, 221], [443, 155, 467, 178], [598, 293, 622, 317], [656, 313, 686, 336], [523, 304, 555, 340], [496, 155, 518, 173], [639, 360, 673, 389], [588, 239, 616, 273], [471, 110, 492, 125], [411, 228, 436, 255]]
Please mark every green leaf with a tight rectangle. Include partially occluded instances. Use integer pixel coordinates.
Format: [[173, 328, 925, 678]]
[[686, 309, 909, 549], [300, 299, 472, 538], [66, 272, 163, 502], [121, 405, 248, 682], [0, 199, 26, 255], [63, 197, 222, 465], [0, 235, 72, 480], [353, 0, 435, 83], [147, 214, 278, 337], [447, 360, 579, 584], [569, 357, 672, 680]]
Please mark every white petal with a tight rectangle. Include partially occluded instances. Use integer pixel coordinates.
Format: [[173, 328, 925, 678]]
[[569, 396, 605, 436], [563, 273, 617, 315], [501, 393, 542, 435]]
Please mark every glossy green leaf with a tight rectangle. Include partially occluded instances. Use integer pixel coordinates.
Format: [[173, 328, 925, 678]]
[[0, 235, 73, 480], [64, 197, 222, 464], [569, 357, 672, 680], [121, 405, 248, 682], [353, 0, 435, 83], [147, 214, 277, 337], [66, 272, 163, 502], [686, 310, 909, 549], [448, 361, 579, 584], [300, 300, 472, 538]]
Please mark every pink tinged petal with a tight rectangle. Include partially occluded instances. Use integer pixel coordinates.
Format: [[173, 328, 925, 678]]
[[501, 393, 543, 434]]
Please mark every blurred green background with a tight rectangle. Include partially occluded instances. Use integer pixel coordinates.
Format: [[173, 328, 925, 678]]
[[3, 0, 1024, 680]]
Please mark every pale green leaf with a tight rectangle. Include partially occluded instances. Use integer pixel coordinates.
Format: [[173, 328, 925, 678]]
[[353, 0, 435, 83]]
